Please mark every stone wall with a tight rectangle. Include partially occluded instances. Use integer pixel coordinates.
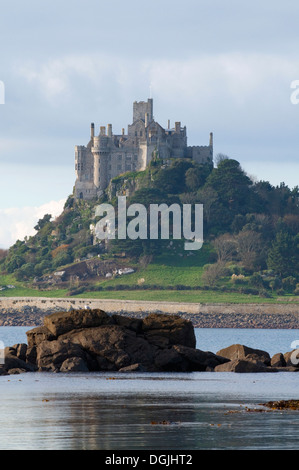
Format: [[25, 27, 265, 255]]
[[0, 297, 298, 328]]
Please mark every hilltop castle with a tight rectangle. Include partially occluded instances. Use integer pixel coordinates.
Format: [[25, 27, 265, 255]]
[[74, 99, 213, 200]]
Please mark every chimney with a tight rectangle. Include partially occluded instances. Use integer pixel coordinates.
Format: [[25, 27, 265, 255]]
[[209, 132, 213, 147], [90, 123, 94, 139], [175, 122, 181, 133], [107, 124, 112, 138]]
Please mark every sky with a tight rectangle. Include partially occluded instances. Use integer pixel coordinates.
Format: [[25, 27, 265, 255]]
[[0, 0, 299, 248]]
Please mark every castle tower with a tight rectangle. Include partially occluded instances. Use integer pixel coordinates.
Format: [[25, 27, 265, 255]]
[[133, 98, 153, 123], [74, 98, 214, 200], [92, 136, 100, 189]]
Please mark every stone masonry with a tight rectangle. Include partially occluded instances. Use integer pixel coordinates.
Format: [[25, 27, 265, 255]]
[[74, 98, 213, 200]]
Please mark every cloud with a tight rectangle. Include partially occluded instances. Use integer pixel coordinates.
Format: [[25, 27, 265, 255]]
[[15, 51, 297, 125], [0, 199, 66, 249]]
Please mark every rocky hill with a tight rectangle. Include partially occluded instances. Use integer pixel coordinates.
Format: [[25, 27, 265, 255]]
[[0, 157, 298, 298]]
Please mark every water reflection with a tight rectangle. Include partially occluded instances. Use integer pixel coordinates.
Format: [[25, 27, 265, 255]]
[[0, 372, 297, 450]]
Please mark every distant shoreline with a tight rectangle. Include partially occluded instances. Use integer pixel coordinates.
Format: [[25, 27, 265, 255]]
[[0, 297, 299, 328]]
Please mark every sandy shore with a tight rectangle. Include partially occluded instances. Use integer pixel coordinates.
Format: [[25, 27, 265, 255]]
[[0, 297, 299, 328]]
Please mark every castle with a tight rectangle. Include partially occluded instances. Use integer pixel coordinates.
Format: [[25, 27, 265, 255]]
[[74, 99, 213, 200]]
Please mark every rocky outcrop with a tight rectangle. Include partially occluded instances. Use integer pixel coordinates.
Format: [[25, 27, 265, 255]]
[[20, 309, 227, 373], [1, 309, 299, 374], [216, 344, 271, 366]]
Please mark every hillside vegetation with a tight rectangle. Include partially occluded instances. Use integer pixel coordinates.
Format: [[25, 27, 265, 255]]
[[0, 156, 298, 302]]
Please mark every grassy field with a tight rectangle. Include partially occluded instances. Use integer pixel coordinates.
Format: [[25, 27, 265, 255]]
[[93, 244, 213, 289], [0, 273, 68, 298], [0, 245, 298, 304], [72, 289, 299, 304]]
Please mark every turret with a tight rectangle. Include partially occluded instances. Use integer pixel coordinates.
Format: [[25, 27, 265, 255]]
[[175, 122, 181, 133]]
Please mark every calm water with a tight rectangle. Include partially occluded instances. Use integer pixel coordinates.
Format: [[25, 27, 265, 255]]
[[0, 326, 299, 450]]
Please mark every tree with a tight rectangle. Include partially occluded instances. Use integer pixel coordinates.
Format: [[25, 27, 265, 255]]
[[235, 230, 262, 272], [34, 214, 52, 231], [153, 159, 193, 194], [267, 231, 299, 278], [213, 234, 237, 262], [185, 164, 212, 191], [204, 159, 253, 229], [201, 261, 227, 286], [197, 186, 218, 228]]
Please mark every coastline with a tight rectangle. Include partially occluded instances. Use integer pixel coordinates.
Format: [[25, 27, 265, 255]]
[[0, 297, 299, 328]]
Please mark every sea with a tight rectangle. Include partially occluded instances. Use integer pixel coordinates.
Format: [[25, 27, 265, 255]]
[[0, 326, 299, 451]]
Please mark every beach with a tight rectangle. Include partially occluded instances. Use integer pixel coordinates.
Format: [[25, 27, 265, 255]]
[[0, 297, 299, 328]]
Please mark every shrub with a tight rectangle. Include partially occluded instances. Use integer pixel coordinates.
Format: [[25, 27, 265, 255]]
[[231, 273, 246, 284], [259, 288, 272, 298], [202, 262, 227, 287], [282, 276, 297, 293], [250, 272, 264, 287], [276, 288, 285, 296]]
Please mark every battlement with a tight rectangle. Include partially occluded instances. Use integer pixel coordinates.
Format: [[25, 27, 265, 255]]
[[133, 98, 153, 123], [74, 99, 213, 200]]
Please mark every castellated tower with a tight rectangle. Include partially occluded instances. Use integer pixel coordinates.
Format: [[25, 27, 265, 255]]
[[74, 98, 213, 200]]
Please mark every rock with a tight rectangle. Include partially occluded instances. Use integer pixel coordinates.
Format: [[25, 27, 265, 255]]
[[60, 357, 89, 373], [173, 345, 230, 371], [26, 326, 55, 348], [26, 346, 37, 366], [214, 359, 277, 373], [142, 313, 196, 349], [4, 350, 37, 372], [19, 309, 297, 374], [43, 308, 113, 337], [36, 339, 87, 371], [271, 352, 286, 368], [112, 314, 143, 333], [8, 368, 28, 375], [154, 347, 184, 371], [119, 363, 147, 372], [62, 324, 156, 371], [216, 344, 271, 365], [284, 350, 299, 368], [0, 366, 8, 376], [12, 343, 27, 362]]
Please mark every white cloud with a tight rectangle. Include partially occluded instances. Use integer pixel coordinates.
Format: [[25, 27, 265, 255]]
[[0, 199, 66, 249]]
